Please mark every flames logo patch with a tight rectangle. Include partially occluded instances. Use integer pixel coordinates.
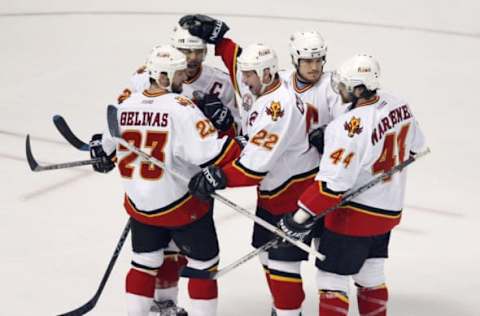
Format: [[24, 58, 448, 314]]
[[266, 101, 284, 121], [175, 96, 194, 107], [344, 116, 363, 137]]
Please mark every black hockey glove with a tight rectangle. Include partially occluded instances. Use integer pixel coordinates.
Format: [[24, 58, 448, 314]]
[[194, 92, 234, 132], [179, 14, 229, 44], [89, 134, 115, 173], [309, 126, 325, 155], [188, 165, 227, 200], [278, 213, 315, 242]]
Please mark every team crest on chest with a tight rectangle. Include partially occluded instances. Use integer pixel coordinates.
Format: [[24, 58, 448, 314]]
[[266, 101, 284, 121], [344, 116, 363, 137]]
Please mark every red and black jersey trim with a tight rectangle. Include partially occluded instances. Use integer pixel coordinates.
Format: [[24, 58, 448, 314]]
[[320, 181, 346, 197], [233, 160, 268, 178], [199, 138, 239, 168], [126, 192, 191, 217], [345, 201, 402, 219], [258, 168, 319, 198]]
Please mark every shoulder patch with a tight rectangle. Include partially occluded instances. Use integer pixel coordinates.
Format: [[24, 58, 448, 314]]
[[117, 88, 132, 104], [344, 116, 363, 137], [266, 101, 284, 121]]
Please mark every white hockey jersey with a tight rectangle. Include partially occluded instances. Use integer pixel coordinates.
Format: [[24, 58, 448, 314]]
[[222, 80, 320, 214], [299, 92, 427, 236], [280, 70, 346, 132], [126, 65, 241, 130], [102, 91, 240, 227]]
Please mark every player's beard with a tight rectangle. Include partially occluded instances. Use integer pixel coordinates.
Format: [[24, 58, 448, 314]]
[[186, 63, 201, 79]]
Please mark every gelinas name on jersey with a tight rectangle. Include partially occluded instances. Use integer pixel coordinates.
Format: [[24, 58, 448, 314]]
[[120, 111, 169, 127]]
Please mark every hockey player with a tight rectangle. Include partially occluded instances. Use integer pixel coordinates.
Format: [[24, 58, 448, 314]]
[[90, 45, 242, 316], [117, 25, 244, 312], [284, 31, 346, 153], [180, 19, 320, 314], [119, 25, 240, 137], [278, 54, 427, 316]]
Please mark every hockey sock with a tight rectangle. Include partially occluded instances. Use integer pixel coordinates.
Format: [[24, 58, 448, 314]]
[[356, 283, 388, 316], [126, 268, 156, 315], [154, 255, 187, 303], [263, 265, 274, 293], [188, 278, 218, 316], [269, 269, 305, 310], [319, 290, 349, 315]]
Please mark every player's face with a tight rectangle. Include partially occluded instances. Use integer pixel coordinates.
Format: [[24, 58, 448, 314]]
[[337, 83, 352, 103], [297, 58, 324, 83], [171, 69, 187, 93], [242, 70, 262, 96], [178, 48, 206, 79]]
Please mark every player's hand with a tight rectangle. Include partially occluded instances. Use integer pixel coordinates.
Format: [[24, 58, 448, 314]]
[[309, 126, 325, 155], [194, 92, 234, 132], [89, 134, 116, 173], [278, 213, 314, 242], [188, 165, 227, 200], [179, 14, 229, 44]]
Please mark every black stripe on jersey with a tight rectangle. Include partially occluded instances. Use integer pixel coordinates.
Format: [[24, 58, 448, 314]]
[[346, 201, 402, 218], [199, 138, 234, 168], [258, 167, 319, 197], [268, 268, 302, 282], [234, 160, 268, 178], [131, 261, 161, 271], [320, 181, 346, 197], [127, 192, 192, 216]]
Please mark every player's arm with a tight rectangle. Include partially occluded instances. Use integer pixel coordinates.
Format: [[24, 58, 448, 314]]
[[173, 98, 241, 169], [179, 14, 242, 93]]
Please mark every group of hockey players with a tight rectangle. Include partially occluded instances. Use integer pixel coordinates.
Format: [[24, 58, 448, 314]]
[[90, 13, 427, 316]]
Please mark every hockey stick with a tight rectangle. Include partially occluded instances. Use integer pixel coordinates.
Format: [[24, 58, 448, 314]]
[[106, 105, 326, 261], [180, 147, 431, 279], [25, 135, 103, 172], [53, 115, 90, 151], [57, 219, 131, 316]]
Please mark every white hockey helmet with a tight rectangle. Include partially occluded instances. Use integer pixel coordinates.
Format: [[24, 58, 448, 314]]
[[334, 54, 381, 93], [171, 25, 207, 50], [146, 44, 187, 90], [237, 43, 278, 90], [289, 31, 327, 66]]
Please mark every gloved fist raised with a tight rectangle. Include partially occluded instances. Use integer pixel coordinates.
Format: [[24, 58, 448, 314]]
[[188, 165, 227, 200], [194, 91, 234, 131], [89, 134, 116, 173], [179, 14, 229, 44], [278, 212, 315, 242], [309, 126, 325, 155]]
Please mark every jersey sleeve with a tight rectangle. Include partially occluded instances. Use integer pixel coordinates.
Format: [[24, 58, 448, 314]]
[[410, 118, 427, 154], [215, 38, 242, 94], [222, 95, 304, 187], [172, 101, 241, 168]]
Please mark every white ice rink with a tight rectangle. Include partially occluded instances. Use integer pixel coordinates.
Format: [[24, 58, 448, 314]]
[[1, 1, 479, 315]]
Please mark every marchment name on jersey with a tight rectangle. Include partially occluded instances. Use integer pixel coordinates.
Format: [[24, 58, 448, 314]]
[[371, 104, 412, 145], [120, 111, 169, 127]]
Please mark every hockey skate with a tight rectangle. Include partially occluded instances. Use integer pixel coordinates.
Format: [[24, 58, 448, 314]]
[[149, 300, 188, 316]]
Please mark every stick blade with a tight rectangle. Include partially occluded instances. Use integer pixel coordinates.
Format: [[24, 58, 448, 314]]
[[53, 115, 90, 151], [106, 105, 120, 138], [25, 135, 41, 172]]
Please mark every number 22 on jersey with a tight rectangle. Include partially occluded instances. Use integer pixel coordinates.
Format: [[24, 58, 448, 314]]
[[118, 130, 167, 180]]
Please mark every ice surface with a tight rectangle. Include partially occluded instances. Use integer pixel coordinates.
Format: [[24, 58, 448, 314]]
[[1, 1, 479, 315]]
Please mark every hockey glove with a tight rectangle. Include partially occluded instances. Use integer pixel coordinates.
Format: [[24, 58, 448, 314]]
[[188, 165, 227, 200], [179, 14, 229, 44], [309, 126, 325, 155], [195, 92, 234, 131], [89, 134, 116, 173], [278, 213, 315, 242]]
